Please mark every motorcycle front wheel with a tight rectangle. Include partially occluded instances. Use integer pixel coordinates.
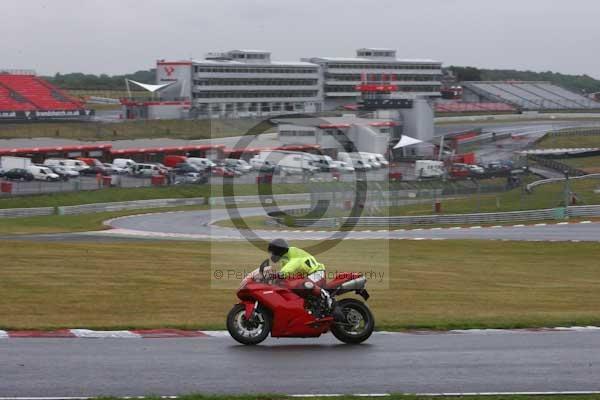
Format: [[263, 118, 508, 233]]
[[226, 303, 271, 345], [331, 298, 374, 344]]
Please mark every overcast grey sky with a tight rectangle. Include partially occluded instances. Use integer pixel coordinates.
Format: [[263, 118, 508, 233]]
[[3, 0, 599, 77]]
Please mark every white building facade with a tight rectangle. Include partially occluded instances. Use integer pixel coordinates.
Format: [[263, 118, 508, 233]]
[[306, 48, 442, 110], [156, 50, 322, 119]]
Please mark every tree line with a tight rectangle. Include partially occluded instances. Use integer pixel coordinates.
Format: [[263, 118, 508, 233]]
[[42, 70, 155, 91]]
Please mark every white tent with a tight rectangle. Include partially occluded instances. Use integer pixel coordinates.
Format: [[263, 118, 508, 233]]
[[126, 79, 175, 93], [393, 135, 423, 149]]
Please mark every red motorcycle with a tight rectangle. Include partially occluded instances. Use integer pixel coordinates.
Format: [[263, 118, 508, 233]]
[[226, 260, 375, 345]]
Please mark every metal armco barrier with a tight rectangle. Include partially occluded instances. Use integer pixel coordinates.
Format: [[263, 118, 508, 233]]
[[0, 207, 55, 218], [526, 174, 600, 191], [57, 197, 206, 215], [268, 205, 600, 228], [209, 193, 311, 206]]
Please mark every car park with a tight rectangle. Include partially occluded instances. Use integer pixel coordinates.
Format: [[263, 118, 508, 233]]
[[3, 168, 34, 181]]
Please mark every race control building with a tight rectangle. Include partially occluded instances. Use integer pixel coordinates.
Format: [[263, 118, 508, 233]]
[[155, 50, 322, 119]]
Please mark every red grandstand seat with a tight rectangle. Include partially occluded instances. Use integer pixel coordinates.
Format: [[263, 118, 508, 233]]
[[0, 74, 83, 111]]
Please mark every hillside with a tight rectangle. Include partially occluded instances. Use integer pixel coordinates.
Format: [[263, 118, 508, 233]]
[[448, 66, 600, 95]]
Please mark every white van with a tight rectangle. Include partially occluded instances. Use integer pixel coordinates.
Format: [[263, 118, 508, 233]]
[[187, 157, 216, 170], [130, 163, 166, 177], [338, 152, 371, 171], [43, 158, 88, 172], [278, 154, 319, 175], [28, 165, 60, 181], [415, 160, 445, 178], [112, 158, 137, 170], [224, 158, 252, 173], [360, 152, 389, 167]]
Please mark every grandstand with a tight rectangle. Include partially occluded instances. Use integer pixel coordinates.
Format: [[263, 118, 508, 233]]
[[0, 69, 90, 121], [435, 101, 516, 114], [462, 81, 599, 111]]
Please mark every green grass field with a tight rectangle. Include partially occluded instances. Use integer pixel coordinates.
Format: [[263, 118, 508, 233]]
[[0, 182, 318, 209], [0, 118, 274, 140], [536, 133, 600, 149], [1, 239, 600, 331], [556, 155, 600, 172]]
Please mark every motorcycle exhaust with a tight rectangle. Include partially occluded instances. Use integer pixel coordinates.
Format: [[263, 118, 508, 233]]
[[339, 276, 366, 291]]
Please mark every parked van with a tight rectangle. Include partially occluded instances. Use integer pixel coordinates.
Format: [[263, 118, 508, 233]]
[[278, 154, 319, 175], [338, 152, 371, 171], [130, 163, 167, 177], [223, 158, 252, 173], [187, 157, 216, 170], [28, 165, 60, 181], [359, 152, 389, 167], [415, 160, 445, 178], [43, 158, 88, 172], [112, 158, 137, 170]]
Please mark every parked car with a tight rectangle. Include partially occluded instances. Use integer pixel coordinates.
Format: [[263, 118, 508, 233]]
[[43, 158, 88, 172], [174, 163, 202, 174], [187, 157, 216, 170], [49, 166, 79, 180], [130, 163, 168, 177], [78, 165, 110, 176], [3, 168, 34, 181], [224, 158, 253, 173], [103, 163, 128, 175], [211, 166, 235, 177], [174, 172, 208, 185], [28, 165, 60, 181]]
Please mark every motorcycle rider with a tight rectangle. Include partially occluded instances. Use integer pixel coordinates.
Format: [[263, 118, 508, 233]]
[[267, 238, 333, 312]]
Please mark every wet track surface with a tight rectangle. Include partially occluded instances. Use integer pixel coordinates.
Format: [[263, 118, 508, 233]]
[[102, 206, 600, 242], [1, 331, 600, 396]]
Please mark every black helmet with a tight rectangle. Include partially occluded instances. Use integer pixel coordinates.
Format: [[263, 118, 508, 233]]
[[268, 238, 289, 262]]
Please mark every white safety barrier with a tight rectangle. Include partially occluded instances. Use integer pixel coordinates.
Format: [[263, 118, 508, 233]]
[[0, 207, 55, 218], [269, 205, 600, 228], [57, 197, 206, 215]]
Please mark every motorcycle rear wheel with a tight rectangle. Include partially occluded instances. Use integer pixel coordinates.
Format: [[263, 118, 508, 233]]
[[331, 298, 374, 344], [227, 304, 271, 345]]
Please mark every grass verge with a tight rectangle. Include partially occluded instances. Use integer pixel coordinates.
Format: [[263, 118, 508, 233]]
[[2, 239, 600, 331], [0, 182, 316, 209], [0, 118, 274, 140]]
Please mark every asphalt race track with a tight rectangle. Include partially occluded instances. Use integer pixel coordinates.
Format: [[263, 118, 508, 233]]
[[1, 330, 600, 396], [101, 207, 600, 242]]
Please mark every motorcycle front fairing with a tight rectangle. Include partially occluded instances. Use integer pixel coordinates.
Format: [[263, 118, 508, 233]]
[[236, 280, 328, 338]]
